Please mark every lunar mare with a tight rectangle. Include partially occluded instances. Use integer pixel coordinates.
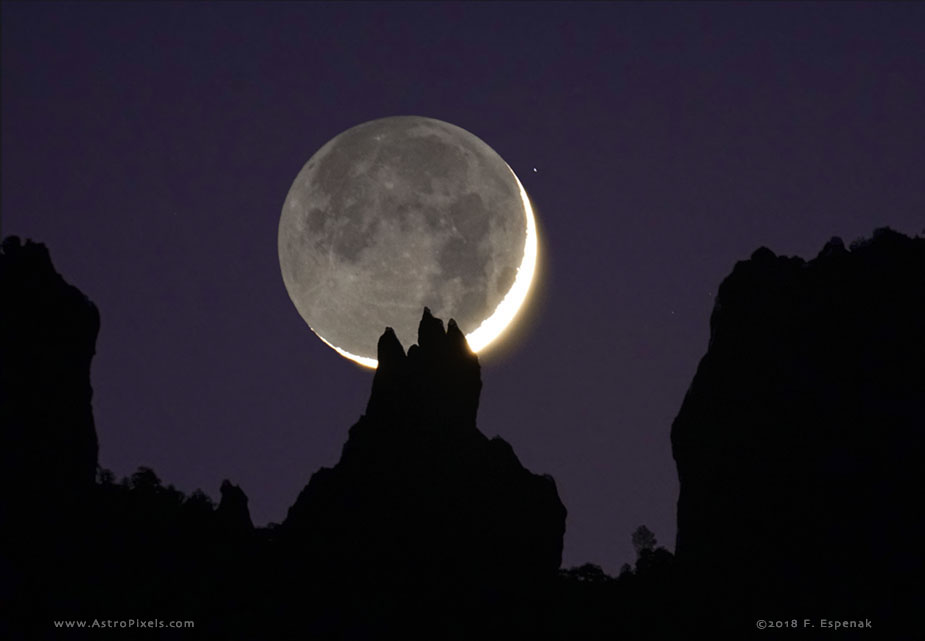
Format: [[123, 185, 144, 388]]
[[278, 116, 537, 367]]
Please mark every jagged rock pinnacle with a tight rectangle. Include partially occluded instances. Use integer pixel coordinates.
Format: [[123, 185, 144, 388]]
[[368, 308, 481, 428], [283, 308, 566, 594]]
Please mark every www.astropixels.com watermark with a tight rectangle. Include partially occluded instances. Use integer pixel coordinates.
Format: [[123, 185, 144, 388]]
[[756, 619, 872, 631], [53, 619, 195, 630]]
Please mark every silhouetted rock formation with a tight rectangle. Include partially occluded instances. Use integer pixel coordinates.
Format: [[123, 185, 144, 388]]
[[0, 237, 263, 640], [0, 237, 100, 510], [671, 228, 925, 634], [1, 237, 102, 640], [0, 238, 573, 640], [13, 227, 923, 639], [280, 308, 567, 633]]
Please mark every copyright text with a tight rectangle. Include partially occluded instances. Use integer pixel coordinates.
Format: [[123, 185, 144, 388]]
[[755, 618, 872, 630]]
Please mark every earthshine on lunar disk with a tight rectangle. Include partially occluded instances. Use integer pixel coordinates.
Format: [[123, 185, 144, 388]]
[[278, 116, 537, 367]]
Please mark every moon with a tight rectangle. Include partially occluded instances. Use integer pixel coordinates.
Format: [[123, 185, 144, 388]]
[[278, 116, 537, 368]]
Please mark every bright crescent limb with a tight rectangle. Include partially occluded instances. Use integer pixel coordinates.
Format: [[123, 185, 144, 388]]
[[321, 164, 537, 369], [464, 165, 538, 353], [318, 335, 379, 369]]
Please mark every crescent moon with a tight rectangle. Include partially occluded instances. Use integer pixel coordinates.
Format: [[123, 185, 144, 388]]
[[278, 116, 538, 368]]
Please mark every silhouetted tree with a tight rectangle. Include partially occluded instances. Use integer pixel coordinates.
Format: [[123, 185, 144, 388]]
[[187, 488, 215, 509], [631, 525, 656, 557], [561, 563, 612, 583], [96, 466, 116, 485], [130, 466, 162, 491]]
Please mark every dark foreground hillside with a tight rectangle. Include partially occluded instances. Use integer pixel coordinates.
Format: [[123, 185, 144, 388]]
[[1, 229, 922, 639]]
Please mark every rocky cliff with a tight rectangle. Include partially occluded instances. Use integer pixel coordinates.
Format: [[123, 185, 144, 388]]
[[0, 237, 100, 521], [671, 228, 925, 632], [282, 309, 567, 598]]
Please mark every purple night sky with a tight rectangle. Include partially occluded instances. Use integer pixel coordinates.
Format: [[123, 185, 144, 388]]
[[3, 2, 923, 573]]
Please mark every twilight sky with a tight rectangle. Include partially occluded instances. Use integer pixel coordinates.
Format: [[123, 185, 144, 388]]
[[3, 2, 923, 572]]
